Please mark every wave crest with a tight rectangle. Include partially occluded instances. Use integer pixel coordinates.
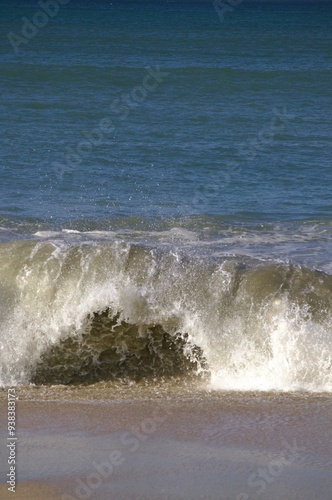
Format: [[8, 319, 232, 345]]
[[0, 239, 331, 391]]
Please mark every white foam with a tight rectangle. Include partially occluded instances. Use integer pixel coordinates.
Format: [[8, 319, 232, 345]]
[[0, 239, 331, 391]]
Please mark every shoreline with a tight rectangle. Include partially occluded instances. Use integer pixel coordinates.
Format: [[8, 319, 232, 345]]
[[1, 392, 332, 499]]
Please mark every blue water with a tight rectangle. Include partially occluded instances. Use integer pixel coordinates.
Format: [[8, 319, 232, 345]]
[[1, 0, 331, 228], [1, 1, 332, 391]]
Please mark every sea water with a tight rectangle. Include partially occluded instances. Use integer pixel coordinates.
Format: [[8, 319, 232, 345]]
[[0, 0, 331, 392]]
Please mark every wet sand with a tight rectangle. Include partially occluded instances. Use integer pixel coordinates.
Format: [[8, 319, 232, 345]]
[[1, 392, 332, 500]]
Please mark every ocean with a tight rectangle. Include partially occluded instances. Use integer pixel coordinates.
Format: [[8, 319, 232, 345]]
[[0, 0, 332, 395]]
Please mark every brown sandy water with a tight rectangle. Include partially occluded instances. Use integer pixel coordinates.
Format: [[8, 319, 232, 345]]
[[0, 383, 331, 500]]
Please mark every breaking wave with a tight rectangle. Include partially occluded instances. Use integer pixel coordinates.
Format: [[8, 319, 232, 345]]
[[0, 238, 331, 391]]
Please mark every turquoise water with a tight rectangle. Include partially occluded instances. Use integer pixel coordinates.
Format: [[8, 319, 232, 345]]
[[0, 1, 332, 390]]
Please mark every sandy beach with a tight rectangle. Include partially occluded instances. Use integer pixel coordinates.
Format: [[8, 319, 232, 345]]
[[1, 391, 331, 500]]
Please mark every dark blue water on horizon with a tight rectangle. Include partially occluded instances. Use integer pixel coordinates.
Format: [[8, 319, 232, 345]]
[[0, 0, 331, 269]]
